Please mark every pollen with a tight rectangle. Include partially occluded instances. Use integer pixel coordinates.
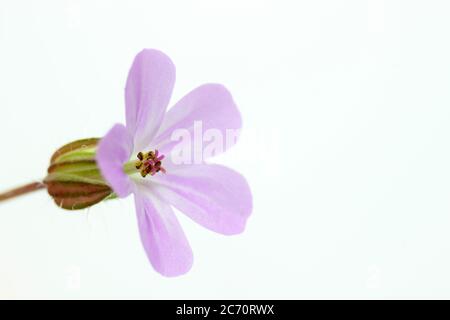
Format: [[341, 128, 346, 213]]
[[135, 149, 166, 178]]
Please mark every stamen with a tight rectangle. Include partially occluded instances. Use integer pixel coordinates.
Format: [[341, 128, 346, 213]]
[[135, 149, 166, 178]]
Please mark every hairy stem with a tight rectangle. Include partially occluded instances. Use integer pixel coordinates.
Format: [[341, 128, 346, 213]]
[[0, 182, 46, 203]]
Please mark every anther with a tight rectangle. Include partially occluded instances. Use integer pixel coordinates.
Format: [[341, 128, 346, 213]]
[[135, 149, 166, 178]]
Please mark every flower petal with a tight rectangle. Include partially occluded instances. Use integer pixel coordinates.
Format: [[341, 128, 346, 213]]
[[125, 49, 176, 152], [151, 164, 252, 235], [152, 84, 242, 161], [96, 123, 134, 198], [134, 191, 193, 277]]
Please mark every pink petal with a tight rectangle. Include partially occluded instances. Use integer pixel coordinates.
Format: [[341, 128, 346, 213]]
[[152, 84, 242, 159], [125, 49, 176, 152], [96, 123, 134, 198], [134, 191, 193, 277], [151, 164, 252, 235]]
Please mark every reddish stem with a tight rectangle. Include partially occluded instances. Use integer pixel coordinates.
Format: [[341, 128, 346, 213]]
[[0, 182, 46, 202]]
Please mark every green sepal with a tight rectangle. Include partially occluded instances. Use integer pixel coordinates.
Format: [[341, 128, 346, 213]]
[[44, 138, 113, 210]]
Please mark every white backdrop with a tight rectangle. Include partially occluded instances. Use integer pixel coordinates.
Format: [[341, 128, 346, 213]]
[[1, 0, 450, 299]]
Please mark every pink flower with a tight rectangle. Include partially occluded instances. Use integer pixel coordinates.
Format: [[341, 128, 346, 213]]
[[96, 49, 252, 277]]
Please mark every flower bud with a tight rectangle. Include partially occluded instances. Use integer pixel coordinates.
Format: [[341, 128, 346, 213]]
[[44, 138, 114, 210]]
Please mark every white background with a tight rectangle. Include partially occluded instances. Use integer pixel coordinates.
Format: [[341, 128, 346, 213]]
[[1, 0, 450, 299]]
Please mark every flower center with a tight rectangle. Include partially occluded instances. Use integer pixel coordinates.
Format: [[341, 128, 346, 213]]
[[134, 149, 166, 177]]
